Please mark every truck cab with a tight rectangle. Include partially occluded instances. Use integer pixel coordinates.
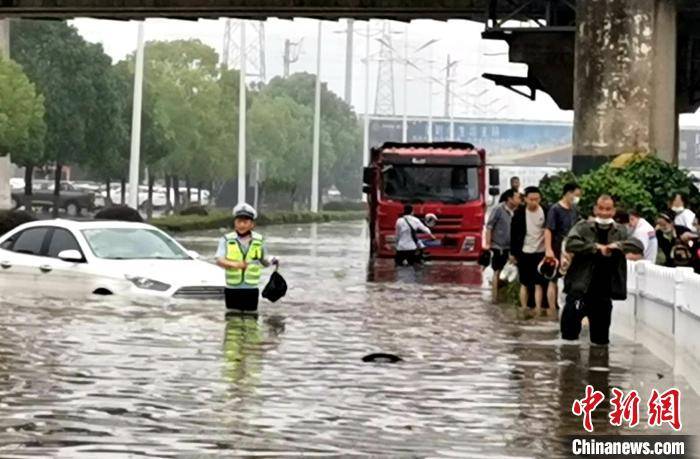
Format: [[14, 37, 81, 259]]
[[363, 142, 491, 261]]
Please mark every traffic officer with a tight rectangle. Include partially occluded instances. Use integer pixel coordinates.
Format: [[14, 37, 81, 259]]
[[216, 203, 278, 312]]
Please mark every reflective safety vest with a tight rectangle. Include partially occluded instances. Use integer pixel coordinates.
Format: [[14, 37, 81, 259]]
[[225, 231, 264, 286]]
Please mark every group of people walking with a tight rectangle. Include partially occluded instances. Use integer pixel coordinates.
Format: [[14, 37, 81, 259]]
[[484, 177, 700, 346], [484, 178, 582, 314]]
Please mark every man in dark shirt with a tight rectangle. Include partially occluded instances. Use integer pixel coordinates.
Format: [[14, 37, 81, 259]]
[[544, 182, 581, 308], [561, 195, 640, 345]]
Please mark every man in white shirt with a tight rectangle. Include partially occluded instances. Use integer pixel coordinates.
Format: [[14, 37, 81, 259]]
[[621, 210, 658, 263], [395, 204, 435, 266]]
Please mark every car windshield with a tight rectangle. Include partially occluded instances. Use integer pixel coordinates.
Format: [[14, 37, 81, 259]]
[[382, 165, 479, 203], [81, 228, 190, 260]]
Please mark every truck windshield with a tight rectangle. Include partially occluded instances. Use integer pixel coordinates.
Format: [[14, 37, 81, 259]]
[[382, 165, 479, 203]]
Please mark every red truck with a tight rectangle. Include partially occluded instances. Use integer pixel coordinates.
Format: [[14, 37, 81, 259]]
[[362, 142, 498, 261]]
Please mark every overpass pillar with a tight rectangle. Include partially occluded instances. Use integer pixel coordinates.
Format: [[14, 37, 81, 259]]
[[573, 0, 677, 174]]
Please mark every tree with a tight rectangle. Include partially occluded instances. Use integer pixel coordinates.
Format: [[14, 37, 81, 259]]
[[0, 57, 45, 199], [263, 73, 363, 200], [137, 39, 245, 211], [11, 19, 124, 215]]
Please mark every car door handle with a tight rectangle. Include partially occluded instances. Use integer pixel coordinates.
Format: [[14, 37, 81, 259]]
[[39, 265, 52, 273], [0, 261, 11, 269]]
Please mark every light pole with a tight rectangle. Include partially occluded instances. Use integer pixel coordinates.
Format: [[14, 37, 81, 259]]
[[238, 22, 247, 204], [127, 21, 145, 210], [362, 20, 371, 167], [428, 58, 433, 142], [402, 24, 408, 142], [311, 20, 322, 213]]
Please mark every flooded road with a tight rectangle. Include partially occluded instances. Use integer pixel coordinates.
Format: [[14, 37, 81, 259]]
[[0, 220, 698, 458]]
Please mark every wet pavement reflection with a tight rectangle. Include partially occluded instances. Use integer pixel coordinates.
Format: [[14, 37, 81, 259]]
[[0, 221, 697, 457]]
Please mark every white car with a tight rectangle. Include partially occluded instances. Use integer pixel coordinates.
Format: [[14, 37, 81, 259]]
[[0, 219, 226, 299]]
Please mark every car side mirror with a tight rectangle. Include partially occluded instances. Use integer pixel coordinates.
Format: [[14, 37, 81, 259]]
[[187, 250, 200, 259], [488, 167, 500, 196], [58, 249, 83, 262]]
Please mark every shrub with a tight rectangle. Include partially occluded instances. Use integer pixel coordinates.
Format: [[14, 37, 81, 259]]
[[538, 155, 700, 220], [94, 205, 144, 222], [0, 210, 36, 236], [179, 205, 209, 216], [323, 201, 366, 212]]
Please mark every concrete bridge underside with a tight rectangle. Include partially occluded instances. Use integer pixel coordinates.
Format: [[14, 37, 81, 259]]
[[2, 0, 700, 172]]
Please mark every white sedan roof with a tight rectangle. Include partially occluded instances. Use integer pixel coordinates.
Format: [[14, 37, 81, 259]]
[[12, 219, 159, 232]]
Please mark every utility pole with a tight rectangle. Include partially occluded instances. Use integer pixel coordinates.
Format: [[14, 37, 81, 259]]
[[127, 21, 145, 211], [362, 20, 371, 167], [253, 160, 261, 211], [444, 54, 452, 117], [282, 37, 302, 77], [238, 23, 247, 203], [344, 18, 354, 105], [0, 19, 9, 58], [311, 20, 322, 213], [402, 23, 408, 142], [0, 18, 10, 210]]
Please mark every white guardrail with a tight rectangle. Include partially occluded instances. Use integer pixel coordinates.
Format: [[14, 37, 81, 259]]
[[612, 261, 700, 394]]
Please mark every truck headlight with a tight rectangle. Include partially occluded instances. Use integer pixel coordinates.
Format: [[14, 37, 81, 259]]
[[125, 275, 171, 291], [462, 236, 476, 252]]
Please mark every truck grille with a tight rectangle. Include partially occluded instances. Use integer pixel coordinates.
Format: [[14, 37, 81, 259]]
[[416, 213, 463, 233], [174, 286, 225, 299]]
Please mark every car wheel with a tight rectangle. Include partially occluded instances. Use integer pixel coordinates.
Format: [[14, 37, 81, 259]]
[[66, 202, 80, 217], [10, 197, 18, 209]]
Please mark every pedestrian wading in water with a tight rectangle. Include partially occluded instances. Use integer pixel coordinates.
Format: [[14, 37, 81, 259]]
[[560, 195, 642, 345], [216, 203, 279, 313]]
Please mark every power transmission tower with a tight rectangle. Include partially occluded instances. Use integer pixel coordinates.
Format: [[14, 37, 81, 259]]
[[374, 21, 396, 115], [283, 38, 303, 77], [222, 19, 267, 82]]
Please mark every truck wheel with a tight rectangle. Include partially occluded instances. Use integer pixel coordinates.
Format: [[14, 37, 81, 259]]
[[66, 202, 80, 217]]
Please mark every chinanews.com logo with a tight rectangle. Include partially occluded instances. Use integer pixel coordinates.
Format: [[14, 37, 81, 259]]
[[567, 385, 693, 458], [572, 385, 682, 432]]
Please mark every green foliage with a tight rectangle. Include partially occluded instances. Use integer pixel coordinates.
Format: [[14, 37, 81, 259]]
[[150, 210, 366, 232], [179, 205, 209, 216], [538, 155, 700, 220], [0, 210, 36, 236], [138, 40, 232, 184], [262, 73, 363, 200], [0, 57, 45, 161], [323, 200, 366, 211], [539, 169, 577, 207], [11, 20, 123, 169]]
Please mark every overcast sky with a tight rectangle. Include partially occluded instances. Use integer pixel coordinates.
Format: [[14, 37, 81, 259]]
[[71, 17, 700, 126]]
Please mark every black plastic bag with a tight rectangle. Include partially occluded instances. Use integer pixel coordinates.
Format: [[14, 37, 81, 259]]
[[478, 250, 491, 268], [262, 270, 287, 302]]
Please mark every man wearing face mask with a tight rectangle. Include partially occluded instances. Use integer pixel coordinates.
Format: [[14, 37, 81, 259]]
[[669, 193, 696, 230], [560, 195, 641, 345], [544, 182, 582, 308]]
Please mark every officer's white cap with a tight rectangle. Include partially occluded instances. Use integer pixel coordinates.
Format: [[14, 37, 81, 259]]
[[233, 202, 257, 219]]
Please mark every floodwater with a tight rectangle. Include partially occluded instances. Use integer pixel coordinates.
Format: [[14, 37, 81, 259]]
[[0, 220, 697, 458]]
